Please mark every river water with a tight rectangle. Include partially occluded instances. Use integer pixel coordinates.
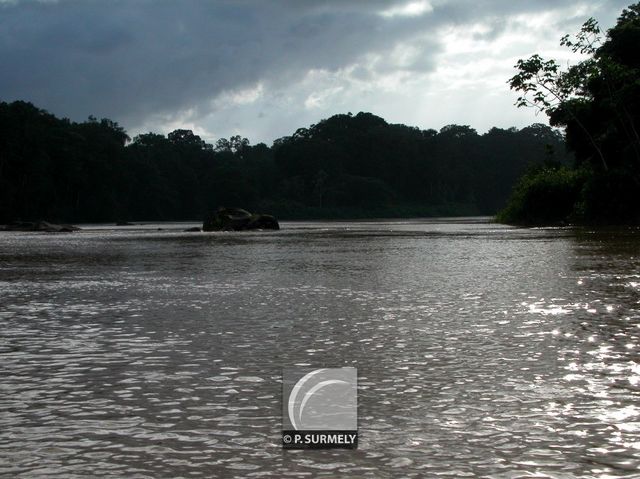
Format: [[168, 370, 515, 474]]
[[0, 218, 639, 478]]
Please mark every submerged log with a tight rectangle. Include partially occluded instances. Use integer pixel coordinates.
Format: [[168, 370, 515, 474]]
[[2, 221, 81, 232]]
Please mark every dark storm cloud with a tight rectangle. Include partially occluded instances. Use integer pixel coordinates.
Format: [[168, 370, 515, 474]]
[[0, 0, 630, 138], [1, 0, 430, 123]]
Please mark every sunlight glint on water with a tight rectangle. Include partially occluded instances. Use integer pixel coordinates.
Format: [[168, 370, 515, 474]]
[[0, 219, 639, 477]]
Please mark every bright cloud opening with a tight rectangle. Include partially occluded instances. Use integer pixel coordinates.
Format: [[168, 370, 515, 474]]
[[379, 0, 433, 18]]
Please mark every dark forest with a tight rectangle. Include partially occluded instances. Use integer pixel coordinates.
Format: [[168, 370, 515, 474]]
[[0, 102, 569, 223]]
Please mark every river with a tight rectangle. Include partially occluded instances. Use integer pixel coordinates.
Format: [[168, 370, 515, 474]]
[[1, 218, 639, 477]]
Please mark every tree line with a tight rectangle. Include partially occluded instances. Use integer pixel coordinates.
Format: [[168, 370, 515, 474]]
[[0, 101, 570, 224]]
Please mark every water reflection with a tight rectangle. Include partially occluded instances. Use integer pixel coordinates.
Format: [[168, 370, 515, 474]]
[[0, 220, 639, 477]]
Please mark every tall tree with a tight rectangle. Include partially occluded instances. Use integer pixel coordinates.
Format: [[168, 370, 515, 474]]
[[503, 2, 640, 224]]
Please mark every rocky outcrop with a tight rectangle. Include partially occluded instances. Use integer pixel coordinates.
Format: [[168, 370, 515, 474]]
[[2, 221, 81, 232], [203, 207, 279, 232]]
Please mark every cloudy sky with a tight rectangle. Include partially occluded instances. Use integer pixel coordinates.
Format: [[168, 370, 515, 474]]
[[0, 0, 630, 144]]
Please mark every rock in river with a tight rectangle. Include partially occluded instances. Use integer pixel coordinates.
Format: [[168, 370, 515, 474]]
[[203, 207, 279, 232]]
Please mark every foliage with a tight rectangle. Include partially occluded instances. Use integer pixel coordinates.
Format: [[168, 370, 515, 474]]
[[502, 2, 640, 225], [496, 165, 585, 225], [0, 102, 568, 223]]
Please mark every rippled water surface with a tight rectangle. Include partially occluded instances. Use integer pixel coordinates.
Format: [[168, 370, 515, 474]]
[[1, 218, 639, 478]]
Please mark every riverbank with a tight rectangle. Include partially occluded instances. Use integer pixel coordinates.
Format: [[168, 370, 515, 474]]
[[496, 165, 640, 227]]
